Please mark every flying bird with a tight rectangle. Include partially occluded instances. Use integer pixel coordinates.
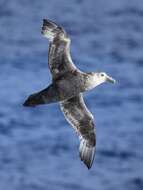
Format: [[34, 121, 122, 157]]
[[23, 19, 116, 169]]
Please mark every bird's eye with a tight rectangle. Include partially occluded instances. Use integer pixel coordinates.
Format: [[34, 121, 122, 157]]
[[101, 73, 105, 77]]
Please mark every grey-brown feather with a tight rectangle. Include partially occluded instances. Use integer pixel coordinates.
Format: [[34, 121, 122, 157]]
[[24, 19, 98, 169], [60, 94, 96, 169], [42, 19, 77, 80]]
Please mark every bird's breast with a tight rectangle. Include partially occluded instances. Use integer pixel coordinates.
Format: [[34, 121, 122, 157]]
[[81, 74, 100, 91], [55, 74, 84, 99]]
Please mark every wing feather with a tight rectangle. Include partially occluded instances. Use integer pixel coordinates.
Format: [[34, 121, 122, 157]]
[[41, 19, 77, 79], [60, 94, 96, 169]]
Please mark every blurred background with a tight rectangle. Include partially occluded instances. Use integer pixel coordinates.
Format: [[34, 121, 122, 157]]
[[0, 0, 143, 189]]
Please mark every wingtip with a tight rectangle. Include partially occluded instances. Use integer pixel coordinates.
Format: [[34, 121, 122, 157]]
[[41, 18, 58, 39], [42, 18, 57, 27], [43, 18, 50, 25], [79, 138, 95, 169], [43, 18, 47, 22], [86, 163, 92, 170]]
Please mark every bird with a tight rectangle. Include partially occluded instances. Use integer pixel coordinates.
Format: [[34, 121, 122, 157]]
[[23, 19, 116, 169]]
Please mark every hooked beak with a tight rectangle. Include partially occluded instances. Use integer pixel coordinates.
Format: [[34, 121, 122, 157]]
[[106, 75, 116, 84]]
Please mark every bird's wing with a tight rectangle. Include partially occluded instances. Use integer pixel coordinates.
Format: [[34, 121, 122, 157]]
[[41, 19, 77, 80], [60, 94, 96, 169]]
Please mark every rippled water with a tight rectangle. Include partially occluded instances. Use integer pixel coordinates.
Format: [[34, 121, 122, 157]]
[[0, 0, 143, 189]]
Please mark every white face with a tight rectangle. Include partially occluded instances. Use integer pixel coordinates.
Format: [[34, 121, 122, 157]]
[[85, 72, 116, 91], [98, 72, 116, 84], [98, 72, 107, 82]]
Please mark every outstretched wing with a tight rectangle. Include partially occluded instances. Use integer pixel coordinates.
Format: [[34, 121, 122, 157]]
[[60, 94, 96, 169], [42, 19, 77, 80]]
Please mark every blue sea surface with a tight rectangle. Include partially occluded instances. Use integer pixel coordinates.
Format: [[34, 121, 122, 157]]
[[0, 0, 143, 189]]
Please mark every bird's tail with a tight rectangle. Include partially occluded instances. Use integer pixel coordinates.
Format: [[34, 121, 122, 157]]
[[23, 92, 45, 107], [79, 137, 96, 169], [23, 85, 59, 107]]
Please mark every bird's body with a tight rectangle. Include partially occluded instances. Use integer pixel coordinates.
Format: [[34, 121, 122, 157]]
[[23, 19, 116, 169], [25, 69, 107, 106]]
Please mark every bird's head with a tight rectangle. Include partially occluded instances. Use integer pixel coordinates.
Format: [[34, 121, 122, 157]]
[[89, 72, 116, 87], [97, 72, 116, 84]]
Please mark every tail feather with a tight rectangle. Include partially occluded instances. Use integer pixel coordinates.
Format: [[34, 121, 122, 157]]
[[23, 92, 45, 107], [79, 137, 95, 169], [23, 85, 60, 107]]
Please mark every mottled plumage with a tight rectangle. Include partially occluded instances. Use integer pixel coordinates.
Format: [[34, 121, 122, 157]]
[[60, 94, 96, 169], [23, 19, 115, 169]]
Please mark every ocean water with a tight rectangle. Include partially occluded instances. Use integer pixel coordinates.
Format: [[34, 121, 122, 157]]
[[0, 0, 143, 189]]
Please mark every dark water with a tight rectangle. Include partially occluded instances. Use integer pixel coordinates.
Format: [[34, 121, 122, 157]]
[[0, 0, 143, 189]]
